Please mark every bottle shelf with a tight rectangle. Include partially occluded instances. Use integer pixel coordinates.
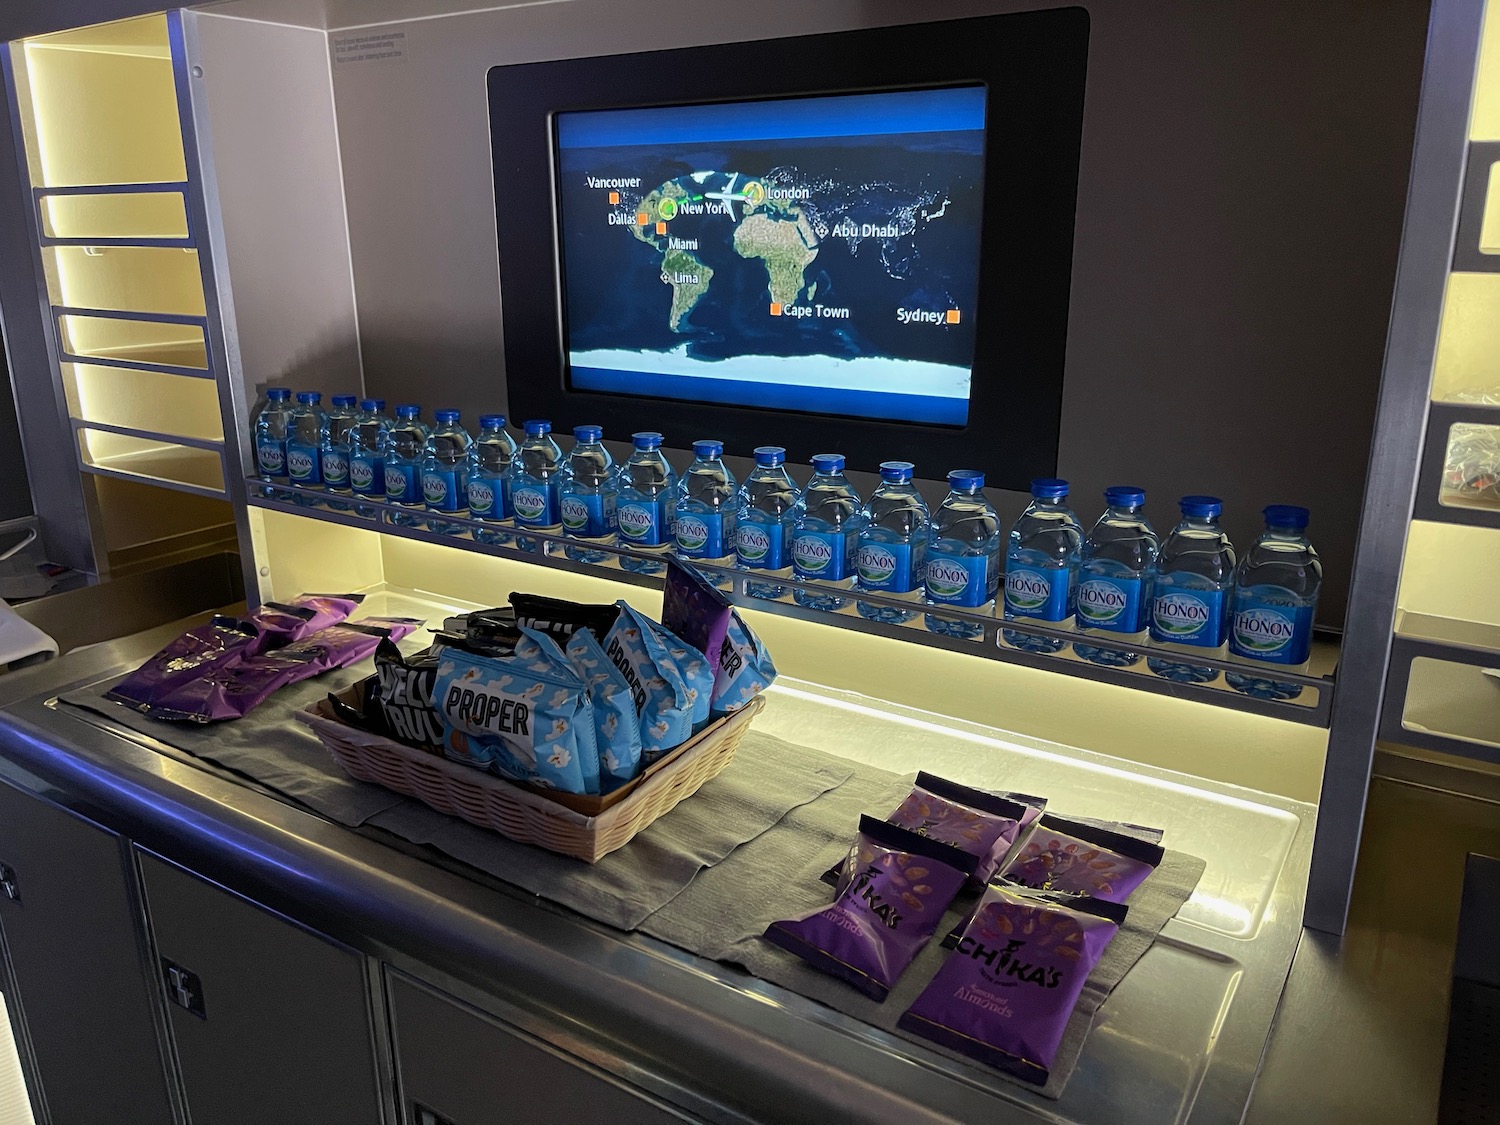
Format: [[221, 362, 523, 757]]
[[44, 248, 205, 318], [1416, 402, 1500, 529], [1382, 640, 1500, 767], [246, 478, 1337, 727], [61, 362, 223, 444], [35, 184, 192, 246], [55, 309, 208, 375], [79, 428, 224, 499]]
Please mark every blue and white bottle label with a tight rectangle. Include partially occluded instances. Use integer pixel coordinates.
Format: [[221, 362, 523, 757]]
[[674, 511, 732, 558], [617, 497, 669, 546], [349, 454, 383, 495], [561, 492, 611, 538], [1003, 563, 1069, 620], [1076, 574, 1145, 633], [1150, 587, 1227, 647], [256, 439, 286, 478], [793, 530, 853, 581], [423, 468, 466, 512], [286, 443, 320, 485], [385, 464, 419, 503], [321, 449, 350, 488], [512, 483, 558, 528], [736, 521, 788, 570], [929, 553, 993, 608], [1228, 587, 1313, 665], [468, 475, 508, 520], [857, 541, 918, 593]]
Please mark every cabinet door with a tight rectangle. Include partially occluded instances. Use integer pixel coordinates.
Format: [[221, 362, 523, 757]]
[[0, 780, 176, 1125], [388, 972, 701, 1125], [138, 851, 385, 1125]]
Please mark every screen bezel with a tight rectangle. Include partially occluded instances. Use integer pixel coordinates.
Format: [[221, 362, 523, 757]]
[[489, 9, 1089, 488]]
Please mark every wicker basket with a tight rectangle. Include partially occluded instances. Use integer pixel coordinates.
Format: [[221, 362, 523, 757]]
[[297, 689, 765, 862]]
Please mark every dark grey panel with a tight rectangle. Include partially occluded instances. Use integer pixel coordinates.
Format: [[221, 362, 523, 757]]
[[0, 780, 174, 1125], [137, 850, 384, 1125]]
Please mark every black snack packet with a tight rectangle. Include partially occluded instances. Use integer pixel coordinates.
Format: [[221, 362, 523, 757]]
[[508, 592, 619, 644], [366, 639, 445, 752]]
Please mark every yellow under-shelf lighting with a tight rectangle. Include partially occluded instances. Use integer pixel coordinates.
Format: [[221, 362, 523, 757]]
[[44, 245, 205, 317], [62, 363, 223, 443], [40, 192, 189, 241]]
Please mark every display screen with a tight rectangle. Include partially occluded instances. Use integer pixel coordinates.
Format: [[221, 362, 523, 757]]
[[553, 87, 986, 427]]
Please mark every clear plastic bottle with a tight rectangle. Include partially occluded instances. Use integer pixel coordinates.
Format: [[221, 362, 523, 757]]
[[856, 461, 929, 624], [421, 409, 472, 534], [1073, 486, 1159, 667], [791, 453, 864, 611], [1147, 496, 1236, 683], [673, 439, 737, 585], [1226, 505, 1321, 700], [348, 398, 391, 501], [735, 446, 800, 600], [927, 469, 1002, 639], [616, 431, 677, 575], [384, 404, 429, 527], [1001, 478, 1082, 652], [511, 419, 565, 550], [253, 387, 293, 487], [285, 391, 326, 491], [320, 394, 359, 499], [559, 424, 617, 564], [467, 414, 517, 547]]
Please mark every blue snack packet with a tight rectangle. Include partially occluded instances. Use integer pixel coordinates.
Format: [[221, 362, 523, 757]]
[[431, 642, 598, 795], [513, 628, 602, 796], [602, 602, 698, 763], [712, 612, 778, 717], [647, 620, 715, 730], [563, 626, 644, 791]]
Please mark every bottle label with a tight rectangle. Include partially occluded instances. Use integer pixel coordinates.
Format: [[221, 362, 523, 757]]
[[286, 443, 320, 484], [929, 553, 994, 608], [792, 530, 853, 581], [736, 521, 787, 570], [674, 511, 732, 558], [512, 484, 557, 527], [617, 498, 669, 546], [256, 439, 285, 477], [857, 541, 919, 593], [1150, 588, 1227, 647], [422, 468, 465, 512], [1229, 588, 1314, 665], [1076, 574, 1146, 633], [561, 492, 611, 538], [349, 454, 383, 494], [468, 475, 508, 519], [1003, 563, 1069, 620], [386, 464, 418, 503], [321, 449, 350, 487]]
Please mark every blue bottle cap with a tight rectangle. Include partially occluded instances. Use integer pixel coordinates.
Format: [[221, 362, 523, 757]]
[[266, 387, 291, 401], [753, 446, 786, 467], [1030, 476, 1067, 499], [810, 453, 845, 474], [395, 403, 421, 419], [1180, 495, 1223, 518], [296, 391, 322, 404], [693, 439, 723, 460], [574, 424, 603, 443], [478, 413, 505, 429], [1264, 504, 1309, 529], [434, 409, 460, 425], [632, 431, 663, 449], [359, 398, 382, 412], [1105, 485, 1146, 508], [879, 461, 915, 483], [950, 469, 986, 492], [332, 394, 357, 408]]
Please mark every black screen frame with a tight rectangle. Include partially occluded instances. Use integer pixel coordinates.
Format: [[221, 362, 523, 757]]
[[489, 9, 1089, 488]]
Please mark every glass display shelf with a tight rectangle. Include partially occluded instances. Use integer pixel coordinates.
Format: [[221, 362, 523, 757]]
[[247, 479, 1337, 727]]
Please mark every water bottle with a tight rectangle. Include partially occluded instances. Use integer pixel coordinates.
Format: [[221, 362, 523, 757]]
[[1147, 496, 1236, 683], [616, 431, 677, 574], [856, 461, 929, 624], [559, 424, 617, 564], [1226, 505, 1322, 700], [285, 391, 326, 491], [927, 469, 1003, 639], [512, 419, 565, 550], [253, 387, 293, 487], [791, 453, 863, 611], [348, 398, 391, 508], [320, 394, 359, 501], [1073, 487, 1158, 667], [1001, 478, 1081, 652], [735, 446, 800, 600], [468, 414, 517, 547], [422, 409, 472, 534], [384, 404, 429, 527], [673, 439, 737, 585]]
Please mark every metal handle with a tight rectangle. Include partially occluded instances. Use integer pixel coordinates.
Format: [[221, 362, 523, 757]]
[[0, 862, 18, 903]]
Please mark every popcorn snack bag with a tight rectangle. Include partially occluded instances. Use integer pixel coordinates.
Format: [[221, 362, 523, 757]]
[[1001, 814, 1164, 904], [645, 619, 714, 730], [564, 627, 644, 791], [512, 628, 602, 796], [601, 602, 699, 762], [763, 816, 975, 1002], [900, 884, 1125, 1084]]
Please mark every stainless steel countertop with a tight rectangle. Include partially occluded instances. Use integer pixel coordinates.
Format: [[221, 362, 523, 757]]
[[0, 592, 1318, 1124]]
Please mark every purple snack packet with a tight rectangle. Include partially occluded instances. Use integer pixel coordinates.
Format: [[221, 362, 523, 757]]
[[763, 815, 975, 1001], [888, 772, 1040, 887], [105, 616, 262, 711], [246, 594, 364, 651], [1001, 813, 1165, 904], [661, 558, 733, 684], [899, 883, 1125, 1083]]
